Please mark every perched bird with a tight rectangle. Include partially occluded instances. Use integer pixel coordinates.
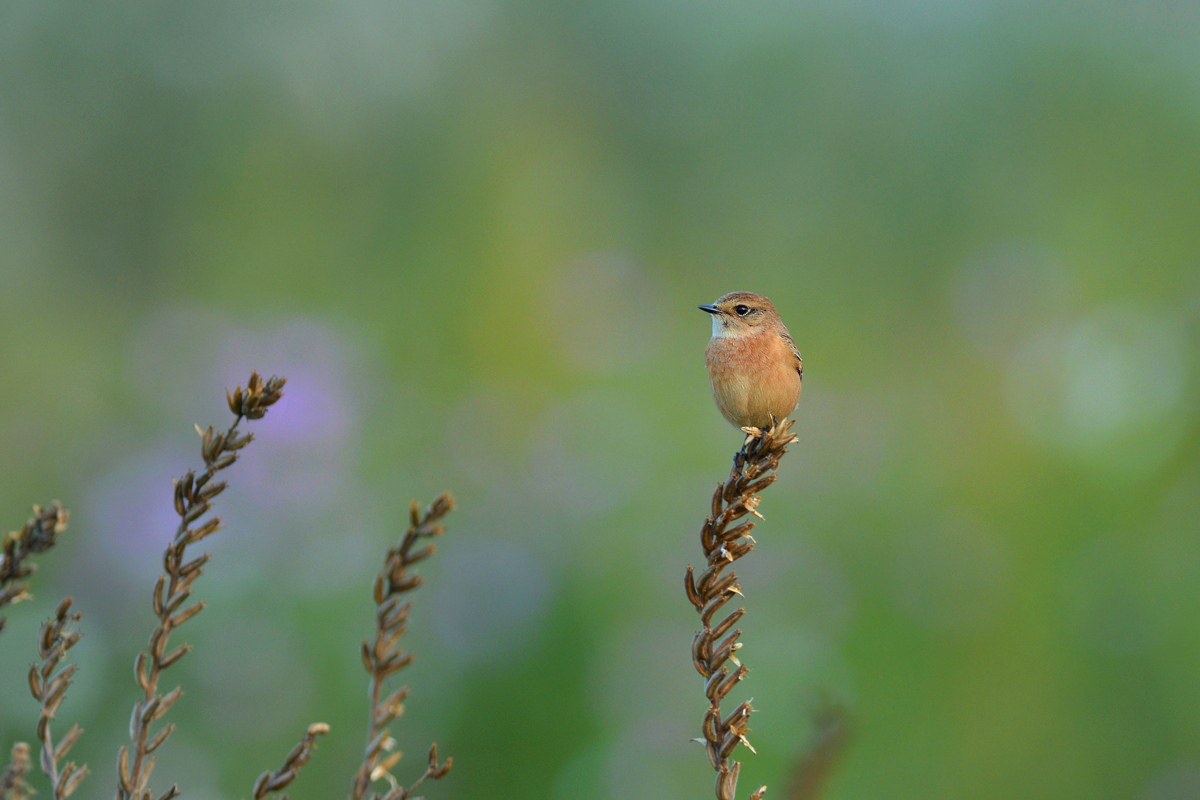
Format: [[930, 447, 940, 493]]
[[700, 291, 803, 430]]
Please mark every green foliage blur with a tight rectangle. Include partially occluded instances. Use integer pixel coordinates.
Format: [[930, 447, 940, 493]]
[[2, 2, 1199, 799]]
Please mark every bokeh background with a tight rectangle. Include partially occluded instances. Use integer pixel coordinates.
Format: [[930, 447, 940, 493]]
[[3, 2, 1200, 799]]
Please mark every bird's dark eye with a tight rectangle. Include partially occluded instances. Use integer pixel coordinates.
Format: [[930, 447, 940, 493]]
[[734, 305, 750, 316]]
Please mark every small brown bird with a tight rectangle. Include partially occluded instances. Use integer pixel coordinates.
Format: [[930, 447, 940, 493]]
[[700, 291, 803, 430]]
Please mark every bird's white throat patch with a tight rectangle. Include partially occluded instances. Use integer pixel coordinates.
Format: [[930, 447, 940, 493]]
[[711, 316, 751, 338]]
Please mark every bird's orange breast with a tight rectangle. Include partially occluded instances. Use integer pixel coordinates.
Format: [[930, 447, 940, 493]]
[[705, 332, 802, 428]]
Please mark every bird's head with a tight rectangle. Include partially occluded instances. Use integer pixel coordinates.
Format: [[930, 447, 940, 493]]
[[699, 292, 780, 338]]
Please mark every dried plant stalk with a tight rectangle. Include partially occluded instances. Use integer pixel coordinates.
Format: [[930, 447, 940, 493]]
[[1, 743, 33, 800], [349, 493, 455, 800], [28, 597, 89, 799], [784, 703, 853, 800], [249, 723, 330, 800], [116, 372, 286, 800], [0, 503, 70, 634], [685, 417, 799, 800]]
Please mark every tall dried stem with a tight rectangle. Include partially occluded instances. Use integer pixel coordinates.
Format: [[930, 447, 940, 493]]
[[116, 372, 286, 800], [0, 503, 70, 634], [28, 597, 89, 799], [249, 723, 330, 800], [783, 703, 853, 800], [685, 417, 798, 800], [1, 742, 33, 800], [349, 493, 455, 800]]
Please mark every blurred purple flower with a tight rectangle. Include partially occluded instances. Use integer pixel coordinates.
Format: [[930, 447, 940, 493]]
[[83, 444, 193, 573], [103, 311, 381, 597]]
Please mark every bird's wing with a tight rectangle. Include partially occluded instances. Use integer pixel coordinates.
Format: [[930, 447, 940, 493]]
[[781, 331, 803, 380]]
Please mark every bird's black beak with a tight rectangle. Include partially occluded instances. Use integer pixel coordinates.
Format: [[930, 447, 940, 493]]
[[698, 304, 722, 315]]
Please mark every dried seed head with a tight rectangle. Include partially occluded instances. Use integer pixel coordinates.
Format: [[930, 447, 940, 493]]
[[351, 494, 455, 800], [687, 416, 796, 799], [25, 502, 70, 553]]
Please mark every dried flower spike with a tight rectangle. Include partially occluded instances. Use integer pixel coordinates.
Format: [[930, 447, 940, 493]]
[[2, 741, 34, 800], [686, 416, 798, 800], [1, 502, 71, 633], [250, 723, 330, 800], [28, 597, 89, 799], [350, 493, 455, 800], [116, 373, 284, 800]]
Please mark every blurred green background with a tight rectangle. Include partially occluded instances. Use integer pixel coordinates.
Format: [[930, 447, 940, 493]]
[[3, 2, 1200, 799]]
